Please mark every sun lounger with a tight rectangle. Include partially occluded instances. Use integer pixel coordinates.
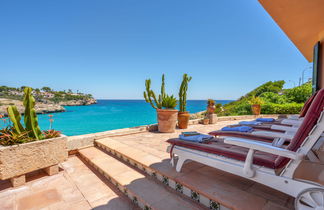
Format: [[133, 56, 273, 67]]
[[167, 89, 324, 210]]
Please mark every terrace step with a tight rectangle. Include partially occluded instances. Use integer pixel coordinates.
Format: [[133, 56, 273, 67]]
[[78, 146, 207, 210], [95, 137, 294, 210]]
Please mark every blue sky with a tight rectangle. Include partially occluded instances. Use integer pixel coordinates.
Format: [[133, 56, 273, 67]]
[[0, 0, 311, 100]]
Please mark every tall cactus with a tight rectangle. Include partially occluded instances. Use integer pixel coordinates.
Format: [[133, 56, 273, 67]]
[[7, 105, 25, 134], [23, 87, 43, 140], [143, 74, 166, 109], [179, 74, 192, 112]]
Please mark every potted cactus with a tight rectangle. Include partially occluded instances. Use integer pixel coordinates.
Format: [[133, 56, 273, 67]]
[[249, 96, 264, 115], [144, 74, 178, 133], [0, 87, 67, 187], [178, 74, 192, 129]]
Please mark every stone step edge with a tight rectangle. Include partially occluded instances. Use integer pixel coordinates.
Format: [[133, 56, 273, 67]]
[[95, 140, 226, 210], [78, 150, 155, 210]]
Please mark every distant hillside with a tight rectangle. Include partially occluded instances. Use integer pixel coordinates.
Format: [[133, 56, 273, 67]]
[[217, 81, 312, 116], [0, 86, 96, 105], [0, 86, 96, 116]]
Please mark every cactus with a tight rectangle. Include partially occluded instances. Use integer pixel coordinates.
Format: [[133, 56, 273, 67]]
[[144, 74, 166, 109], [7, 105, 25, 134], [162, 94, 177, 109], [23, 87, 43, 140], [178, 74, 192, 112]]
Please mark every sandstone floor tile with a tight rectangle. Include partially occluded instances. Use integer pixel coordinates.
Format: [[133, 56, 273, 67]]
[[90, 195, 135, 210], [151, 194, 204, 210], [262, 201, 293, 210], [135, 154, 162, 166], [93, 160, 130, 177], [126, 178, 169, 205], [196, 166, 254, 191], [79, 147, 104, 160], [115, 170, 145, 186], [247, 183, 290, 206], [17, 189, 62, 210], [65, 200, 92, 210], [0, 194, 15, 210], [176, 171, 267, 210], [58, 186, 85, 204]]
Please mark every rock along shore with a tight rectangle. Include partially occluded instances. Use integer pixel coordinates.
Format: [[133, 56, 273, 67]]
[[0, 98, 97, 116]]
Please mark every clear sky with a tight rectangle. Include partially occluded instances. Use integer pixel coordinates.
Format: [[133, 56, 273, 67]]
[[0, 0, 311, 100]]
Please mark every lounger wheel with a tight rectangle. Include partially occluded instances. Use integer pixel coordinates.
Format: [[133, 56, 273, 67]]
[[295, 188, 324, 210]]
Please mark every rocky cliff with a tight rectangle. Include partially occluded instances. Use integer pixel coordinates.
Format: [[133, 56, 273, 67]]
[[0, 98, 97, 116], [0, 98, 65, 116]]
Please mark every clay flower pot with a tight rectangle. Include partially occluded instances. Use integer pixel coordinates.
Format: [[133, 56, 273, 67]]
[[157, 109, 178, 133], [202, 118, 210, 125], [178, 111, 190, 129], [251, 104, 261, 115]]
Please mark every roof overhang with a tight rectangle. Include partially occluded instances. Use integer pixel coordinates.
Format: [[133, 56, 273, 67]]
[[258, 0, 324, 62]]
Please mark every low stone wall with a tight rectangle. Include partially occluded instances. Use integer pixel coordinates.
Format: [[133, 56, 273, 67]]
[[67, 126, 148, 152], [66, 114, 288, 152], [0, 136, 67, 180]]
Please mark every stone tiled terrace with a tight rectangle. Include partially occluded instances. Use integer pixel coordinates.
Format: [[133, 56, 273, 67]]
[[0, 118, 297, 210], [0, 155, 136, 210], [106, 121, 294, 210]]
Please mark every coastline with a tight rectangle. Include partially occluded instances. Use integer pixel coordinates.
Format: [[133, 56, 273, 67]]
[[0, 98, 97, 116]]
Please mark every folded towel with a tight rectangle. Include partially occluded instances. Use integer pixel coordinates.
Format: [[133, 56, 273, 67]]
[[239, 121, 261, 125], [221, 126, 253, 132], [256, 118, 275, 122], [179, 134, 214, 143]]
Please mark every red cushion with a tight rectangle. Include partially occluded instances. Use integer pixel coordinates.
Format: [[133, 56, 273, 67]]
[[300, 91, 318, 117], [167, 138, 278, 168]]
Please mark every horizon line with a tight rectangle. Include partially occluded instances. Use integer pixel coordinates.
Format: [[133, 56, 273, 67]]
[[95, 98, 235, 101]]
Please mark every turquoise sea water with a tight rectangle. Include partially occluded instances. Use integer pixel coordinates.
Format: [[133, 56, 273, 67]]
[[1, 100, 232, 136]]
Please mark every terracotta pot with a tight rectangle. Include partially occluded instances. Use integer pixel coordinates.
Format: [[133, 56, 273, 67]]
[[207, 105, 216, 114], [157, 109, 178, 133], [178, 111, 190, 129], [251, 104, 261, 115], [202, 118, 209, 125]]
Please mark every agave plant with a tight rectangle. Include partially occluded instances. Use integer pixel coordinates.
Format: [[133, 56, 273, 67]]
[[248, 96, 264, 105], [43, 130, 61, 139], [0, 127, 33, 146], [7, 87, 43, 140], [3, 87, 62, 146], [162, 94, 177, 109]]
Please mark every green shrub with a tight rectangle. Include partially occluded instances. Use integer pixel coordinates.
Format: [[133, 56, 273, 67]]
[[284, 82, 312, 103], [246, 80, 285, 97], [261, 103, 303, 114], [259, 92, 289, 104], [248, 96, 264, 105]]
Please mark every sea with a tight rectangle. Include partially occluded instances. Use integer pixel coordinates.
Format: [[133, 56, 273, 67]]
[[1, 100, 232, 136]]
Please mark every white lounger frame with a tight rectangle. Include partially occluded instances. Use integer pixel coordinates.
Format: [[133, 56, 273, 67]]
[[170, 111, 324, 209]]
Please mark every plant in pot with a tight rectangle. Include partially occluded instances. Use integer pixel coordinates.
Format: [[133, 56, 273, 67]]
[[144, 74, 178, 133], [202, 114, 210, 125], [248, 96, 264, 115], [207, 99, 216, 114], [178, 74, 192, 129], [0, 87, 67, 187]]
